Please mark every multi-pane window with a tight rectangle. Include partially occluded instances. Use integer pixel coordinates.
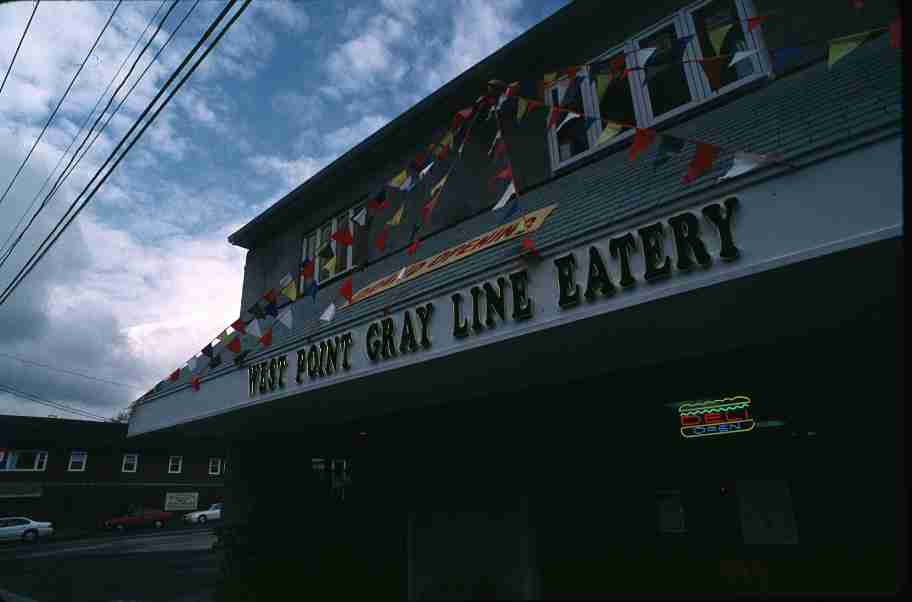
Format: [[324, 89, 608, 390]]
[[208, 457, 222, 476], [67, 451, 87, 472], [301, 204, 365, 288], [168, 455, 183, 474], [122, 453, 139, 473], [0, 450, 48, 472], [545, 0, 769, 171]]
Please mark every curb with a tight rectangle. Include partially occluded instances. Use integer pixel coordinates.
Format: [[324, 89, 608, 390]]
[[0, 525, 216, 556], [0, 588, 39, 602]]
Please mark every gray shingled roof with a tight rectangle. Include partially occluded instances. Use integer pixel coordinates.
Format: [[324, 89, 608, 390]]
[[140, 35, 901, 403]]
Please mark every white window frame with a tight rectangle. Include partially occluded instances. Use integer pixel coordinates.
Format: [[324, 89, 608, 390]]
[[122, 453, 139, 473], [0, 450, 48, 472], [168, 455, 183, 474], [208, 457, 222, 476], [546, 0, 770, 172], [301, 203, 365, 288], [67, 451, 87, 472]]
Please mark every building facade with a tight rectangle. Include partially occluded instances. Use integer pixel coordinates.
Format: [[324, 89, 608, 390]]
[[128, 1, 903, 598], [0, 415, 226, 529]]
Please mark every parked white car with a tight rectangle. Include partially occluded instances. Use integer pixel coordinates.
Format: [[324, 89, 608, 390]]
[[183, 503, 221, 525], [0, 517, 53, 543]]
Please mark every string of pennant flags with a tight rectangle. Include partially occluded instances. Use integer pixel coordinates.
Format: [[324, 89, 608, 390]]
[[147, 13, 901, 397]]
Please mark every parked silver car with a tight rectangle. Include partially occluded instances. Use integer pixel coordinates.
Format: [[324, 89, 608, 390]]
[[0, 517, 53, 543], [183, 503, 222, 525]]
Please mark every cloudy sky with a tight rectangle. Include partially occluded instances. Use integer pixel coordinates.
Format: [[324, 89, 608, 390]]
[[0, 0, 568, 420]]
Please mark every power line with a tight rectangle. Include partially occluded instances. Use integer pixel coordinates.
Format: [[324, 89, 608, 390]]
[[0, 0, 122, 209], [0, 0, 252, 305], [0, 383, 110, 422], [0, 0, 40, 97], [0, 351, 145, 390], [0, 0, 168, 262]]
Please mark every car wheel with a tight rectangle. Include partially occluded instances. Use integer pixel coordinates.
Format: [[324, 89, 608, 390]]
[[154, 520, 164, 529], [22, 530, 38, 543], [116, 524, 126, 533], [198, 515, 207, 525]]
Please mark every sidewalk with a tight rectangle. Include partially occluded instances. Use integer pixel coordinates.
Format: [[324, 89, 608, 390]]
[[0, 522, 216, 552], [0, 587, 39, 602]]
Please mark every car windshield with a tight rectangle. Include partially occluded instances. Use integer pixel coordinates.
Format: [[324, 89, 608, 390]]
[[212, 504, 221, 510]]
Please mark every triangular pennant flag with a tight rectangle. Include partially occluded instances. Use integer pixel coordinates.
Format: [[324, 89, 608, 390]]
[[218, 329, 231, 344], [331, 224, 354, 247], [516, 98, 529, 123], [169, 369, 181, 382], [278, 306, 293, 330], [188, 356, 198, 373], [208, 353, 222, 369], [279, 273, 292, 288], [410, 151, 428, 173], [375, 227, 389, 252], [367, 190, 389, 212], [555, 111, 581, 132], [889, 18, 901, 49], [492, 181, 517, 211], [596, 74, 613, 102], [388, 169, 410, 189], [190, 376, 201, 392], [597, 121, 624, 145], [422, 194, 440, 223], [227, 336, 242, 354], [521, 236, 540, 257], [302, 279, 318, 302], [387, 205, 404, 227], [247, 319, 262, 339], [320, 302, 336, 322], [719, 151, 779, 180], [281, 279, 298, 302], [682, 142, 720, 183], [708, 23, 734, 55], [233, 349, 251, 367], [653, 135, 687, 168], [430, 174, 449, 198], [632, 46, 657, 67], [746, 15, 767, 33], [729, 49, 759, 67], [395, 266, 407, 281], [652, 34, 694, 65], [828, 30, 879, 68], [259, 329, 273, 348], [262, 289, 277, 304], [230, 319, 246, 335], [264, 301, 278, 318], [248, 302, 266, 320], [546, 106, 562, 129], [301, 259, 315, 279], [488, 130, 502, 156], [406, 238, 421, 256], [491, 139, 507, 161], [201, 344, 214, 358], [495, 165, 513, 181], [351, 207, 367, 227], [401, 174, 416, 191], [499, 195, 520, 225], [628, 128, 657, 161], [339, 276, 353, 304], [317, 241, 334, 260], [451, 106, 474, 131], [698, 56, 725, 89], [323, 255, 337, 274], [419, 161, 435, 180]]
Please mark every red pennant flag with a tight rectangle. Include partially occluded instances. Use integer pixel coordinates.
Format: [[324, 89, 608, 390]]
[[547, 106, 562, 129], [368, 195, 389, 212], [683, 142, 720, 183], [698, 57, 725, 90], [746, 15, 768, 32], [230, 319, 246, 334], [190, 376, 201, 392], [331, 224, 354, 246], [628, 128, 657, 160], [301, 259, 315, 279], [259, 329, 273, 348], [227, 336, 242, 354], [406, 239, 420, 255], [375, 228, 389, 252], [890, 18, 902, 49], [610, 54, 626, 74], [521, 237, 539, 257], [495, 165, 513, 181], [451, 107, 474, 131], [169, 369, 180, 382], [339, 276, 353, 304], [262, 289, 277, 304], [561, 66, 581, 79], [421, 196, 439, 223], [492, 138, 507, 161]]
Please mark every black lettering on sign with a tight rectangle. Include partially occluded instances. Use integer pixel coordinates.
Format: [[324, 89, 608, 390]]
[[399, 310, 418, 354], [317, 341, 328, 377], [381, 317, 397, 359], [483, 278, 507, 328], [307, 345, 319, 379], [470, 286, 485, 332], [584, 246, 615, 301], [367, 323, 382, 361], [637, 222, 671, 282], [668, 212, 712, 271], [452, 293, 469, 339], [415, 303, 434, 348], [259, 360, 269, 394], [277, 356, 288, 388], [248, 364, 260, 398], [703, 197, 740, 261], [509, 270, 533, 321], [296, 350, 306, 384], [341, 333, 354, 370], [609, 233, 637, 288], [267, 358, 278, 390], [554, 253, 580, 308], [325, 337, 340, 375]]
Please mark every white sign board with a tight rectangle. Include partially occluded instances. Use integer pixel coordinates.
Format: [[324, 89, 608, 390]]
[[164, 492, 199, 511]]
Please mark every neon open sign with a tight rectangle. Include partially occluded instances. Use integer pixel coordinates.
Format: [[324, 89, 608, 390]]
[[678, 395, 755, 438]]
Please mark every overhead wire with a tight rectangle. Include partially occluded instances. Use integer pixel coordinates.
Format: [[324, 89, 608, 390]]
[[0, 351, 145, 390], [0, 0, 168, 262], [0, 0, 123, 209], [0, 383, 111, 421], [0, 0, 253, 306], [0, 0, 40, 97]]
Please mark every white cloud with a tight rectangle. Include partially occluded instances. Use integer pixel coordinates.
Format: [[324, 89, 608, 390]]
[[323, 114, 390, 154], [248, 154, 332, 191], [254, 0, 310, 31]]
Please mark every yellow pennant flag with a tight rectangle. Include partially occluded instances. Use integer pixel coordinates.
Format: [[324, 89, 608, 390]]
[[387, 205, 404, 226], [596, 121, 623, 145], [596, 74, 613, 102], [708, 23, 733, 55], [430, 174, 448, 198], [389, 169, 409, 189], [218, 329, 231, 344], [323, 255, 337, 274], [281, 280, 297, 301], [516, 98, 529, 122], [543, 72, 557, 85], [828, 30, 878, 68]]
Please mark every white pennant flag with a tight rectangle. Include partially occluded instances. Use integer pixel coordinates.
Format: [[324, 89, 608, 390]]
[[278, 307, 293, 330], [729, 49, 759, 67], [320, 302, 336, 322], [395, 266, 407, 281], [247, 319, 262, 338], [487, 130, 502, 156], [492, 181, 516, 211], [188, 356, 198, 373], [633, 47, 657, 67], [719, 151, 777, 181], [556, 112, 581, 133], [351, 206, 367, 227], [419, 161, 435, 180], [279, 273, 293, 288]]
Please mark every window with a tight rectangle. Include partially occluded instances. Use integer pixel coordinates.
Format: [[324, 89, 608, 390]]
[[122, 454, 138, 473], [657, 490, 688, 534], [301, 204, 365, 287], [546, 0, 769, 171], [168, 455, 183, 474], [208, 458, 222, 476], [67, 451, 87, 472], [0, 450, 48, 472]]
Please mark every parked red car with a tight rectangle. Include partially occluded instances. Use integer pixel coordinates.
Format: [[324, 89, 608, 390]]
[[103, 507, 174, 532]]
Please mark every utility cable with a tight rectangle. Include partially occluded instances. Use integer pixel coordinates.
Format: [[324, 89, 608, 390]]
[[0, 351, 145, 390], [0, 383, 110, 421], [0, 0, 168, 262], [0, 0, 40, 97], [0, 0, 251, 305], [0, 0, 122, 209]]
